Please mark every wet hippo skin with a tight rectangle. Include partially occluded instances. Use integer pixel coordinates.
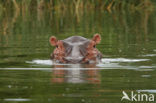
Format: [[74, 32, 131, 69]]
[[49, 34, 103, 63]]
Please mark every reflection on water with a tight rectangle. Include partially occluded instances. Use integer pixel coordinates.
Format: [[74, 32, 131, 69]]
[[137, 90, 156, 93], [25, 58, 155, 71], [4, 98, 31, 102], [101, 58, 149, 63], [52, 64, 100, 84], [26, 60, 53, 65], [0, 60, 156, 103]]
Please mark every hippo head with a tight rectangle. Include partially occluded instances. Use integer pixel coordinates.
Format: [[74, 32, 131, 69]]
[[49, 34, 103, 63]]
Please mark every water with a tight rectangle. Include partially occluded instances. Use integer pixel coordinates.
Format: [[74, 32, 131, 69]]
[[0, 3, 156, 103]]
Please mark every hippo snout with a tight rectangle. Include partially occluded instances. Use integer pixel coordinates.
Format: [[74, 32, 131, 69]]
[[50, 34, 102, 63], [64, 56, 84, 63]]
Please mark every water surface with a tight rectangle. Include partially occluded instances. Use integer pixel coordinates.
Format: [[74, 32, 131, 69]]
[[0, 2, 156, 103]]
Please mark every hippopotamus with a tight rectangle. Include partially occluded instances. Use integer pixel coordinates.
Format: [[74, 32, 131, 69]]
[[49, 34, 103, 63]]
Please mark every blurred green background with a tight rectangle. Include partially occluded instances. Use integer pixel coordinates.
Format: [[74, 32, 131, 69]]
[[0, 0, 156, 103], [0, 0, 156, 67]]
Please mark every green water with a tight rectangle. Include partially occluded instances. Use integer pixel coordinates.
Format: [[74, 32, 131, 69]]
[[0, 4, 156, 103]]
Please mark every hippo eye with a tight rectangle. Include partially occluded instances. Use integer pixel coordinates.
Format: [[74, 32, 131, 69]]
[[56, 45, 58, 48], [93, 45, 96, 48]]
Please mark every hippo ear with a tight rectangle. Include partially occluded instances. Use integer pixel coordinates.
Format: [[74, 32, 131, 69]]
[[50, 36, 58, 46], [92, 34, 101, 44]]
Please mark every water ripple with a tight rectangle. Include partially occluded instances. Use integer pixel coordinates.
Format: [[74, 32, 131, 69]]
[[4, 98, 31, 102]]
